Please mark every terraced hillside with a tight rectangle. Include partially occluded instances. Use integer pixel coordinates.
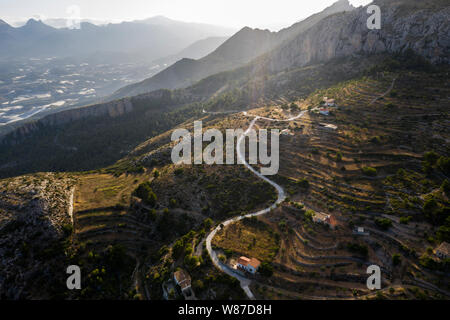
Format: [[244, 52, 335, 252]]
[[208, 67, 449, 299], [1, 57, 448, 300]]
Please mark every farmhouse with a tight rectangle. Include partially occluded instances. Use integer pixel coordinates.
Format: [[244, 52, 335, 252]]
[[323, 97, 336, 107], [174, 269, 192, 292], [237, 256, 261, 274], [312, 212, 337, 229], [435, 242, 450, 260], [353, 227, 370, 236]]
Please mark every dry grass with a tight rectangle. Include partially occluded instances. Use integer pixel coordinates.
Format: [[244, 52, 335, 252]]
[[74, 172, 152, 212], [212, 219, 279, 262]]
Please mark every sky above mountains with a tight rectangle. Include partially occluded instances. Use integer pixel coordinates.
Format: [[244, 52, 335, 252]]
[[1, 0, 372, 30]]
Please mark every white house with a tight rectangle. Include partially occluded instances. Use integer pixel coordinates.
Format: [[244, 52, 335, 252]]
[[237, 256, 261, 274], [353, 227, 370, 236]]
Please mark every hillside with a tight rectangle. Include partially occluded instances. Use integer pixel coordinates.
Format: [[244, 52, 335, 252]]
[[2, 60, 448, 299], [0, 0, 449, 300]]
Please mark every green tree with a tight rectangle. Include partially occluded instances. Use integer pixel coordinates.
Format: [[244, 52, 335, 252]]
[[135, 181, 157, 207]]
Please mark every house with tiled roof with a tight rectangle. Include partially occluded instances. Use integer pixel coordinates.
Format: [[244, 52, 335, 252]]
[[237, 256, 261, 274], [174, 269, 191, 292]]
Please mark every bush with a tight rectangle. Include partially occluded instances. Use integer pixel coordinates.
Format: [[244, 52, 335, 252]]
[[347, 243, 368, 257], [135, 181, 157, 207], [392, 254, 401, 266], [424, 151, 439, 166], [374, 218, 393, 230], [174, 168, 184, 176], [437, 157, 450, 176], [400, 216, 412, 224], [297, 178, 310, 189], [259, 262, 274, 277], [362, 167, 377, 177]]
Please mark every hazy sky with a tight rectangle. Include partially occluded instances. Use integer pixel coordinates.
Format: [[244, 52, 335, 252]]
[[0, 0, 373, 30]]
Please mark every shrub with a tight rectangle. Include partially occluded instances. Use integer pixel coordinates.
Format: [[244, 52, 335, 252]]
[[362, 167, 377, 177], [297, 178, 310, 189], [424, 151, 439, 166], [374, 218, 393, 230], [135, 181, 157, 207], [399, 216, 412, 224], [259, 262, 274, 277], [437, 157, 450, 176], [392, 254, 401, 266], [347, 243, 368, 257], [174, 168, 184, 176]]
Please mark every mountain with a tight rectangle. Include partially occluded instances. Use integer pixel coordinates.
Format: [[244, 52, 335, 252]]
[[111, 0, 355, 99], [262, 0, 450, 73], [151, 36, 229, 69], [0, 16, 234, 63]]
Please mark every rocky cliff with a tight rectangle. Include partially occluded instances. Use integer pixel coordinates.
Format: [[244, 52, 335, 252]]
[[264, 0, 449, 73]]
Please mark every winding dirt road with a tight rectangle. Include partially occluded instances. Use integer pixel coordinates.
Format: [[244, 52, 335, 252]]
[[205, 110, 307, 299]]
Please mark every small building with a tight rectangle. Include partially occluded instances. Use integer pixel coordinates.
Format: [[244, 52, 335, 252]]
[[435, 242, 450, 260], [312, 212, 337, 229], [323, 97, 336, 107], [237, 256, 261, 274], [174, 269, 191, 292], [353, 227, 370, 236], [280, 129, 293, 136], [319, 108, 330, 116]]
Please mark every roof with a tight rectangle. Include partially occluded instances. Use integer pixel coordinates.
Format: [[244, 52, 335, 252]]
[[174, 269, 191, 289], [436, 242, 450, 256], [248, 258, 261, 269], [238, 256, 251, 266]]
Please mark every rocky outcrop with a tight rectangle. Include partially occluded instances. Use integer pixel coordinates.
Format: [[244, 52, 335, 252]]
[[0, 98, 133, 144], [40, 99, 133, 127], [264, 0, 450, 73], [0, 173, 76, 299]]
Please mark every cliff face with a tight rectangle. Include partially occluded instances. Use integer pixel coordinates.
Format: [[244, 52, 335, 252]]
[[265, 1, 450, 72], [40, 99, 133, 127], [1, 98, 134, 144]]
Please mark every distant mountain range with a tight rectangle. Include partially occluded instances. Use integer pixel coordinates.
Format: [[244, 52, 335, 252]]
[[111, 0, 355, 99], [0, 16, 235, 63]]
